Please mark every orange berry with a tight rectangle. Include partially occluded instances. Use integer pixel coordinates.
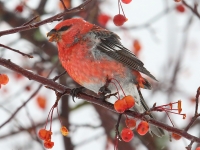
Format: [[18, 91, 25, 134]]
[[121, 128, 134, 142], [176, 4, 185, 13], [137, 121, 149, 135], [60, 126, 69, 136], [38, 129, 52, 141], [113, 14, 127, 26], [172, 132, 181, 140], [121, 0, 132, 4], [122, 95, 135, 109], [125, 118, 136, 130], [0, 74, 9, 85], [114, 99, 126, 113], [36, 96, 47, 110], [98, 14, 111, 26], [133, 40, 141, 55], [44, 139, 54, 149], [59, 0, 70, 9]]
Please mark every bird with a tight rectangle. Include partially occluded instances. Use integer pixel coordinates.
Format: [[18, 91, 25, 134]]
[[47, 18, 164, 137]]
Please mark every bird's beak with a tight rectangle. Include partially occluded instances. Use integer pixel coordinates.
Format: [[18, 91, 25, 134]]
[[47, 30, 59, 42]]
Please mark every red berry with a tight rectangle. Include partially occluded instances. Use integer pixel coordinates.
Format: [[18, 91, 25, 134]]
[[15, 5, 24, 13], [44, 140, 54, 149], [125, 118, 136, 130], [122, 95, 135, 109], [0, 74, 9, 85], [114, 99, 126, 113], [172, 132, 181, 140], [176, 4, 185, 13], [38, 129, 52, 141], [174, 0, 181, 2], [137, 121, 149, 135], [98, 14, 111, 26], [121, 128, 134, 142], [113, 14, 127, 26], [121, 0, 132, 4], [196, 147, 200, 150]]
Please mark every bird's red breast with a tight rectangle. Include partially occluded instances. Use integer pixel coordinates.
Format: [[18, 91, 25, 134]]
[[57, 40, 127, 86]]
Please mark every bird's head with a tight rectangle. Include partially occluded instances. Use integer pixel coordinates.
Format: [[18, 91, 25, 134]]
[[47, 18, 93, 43]]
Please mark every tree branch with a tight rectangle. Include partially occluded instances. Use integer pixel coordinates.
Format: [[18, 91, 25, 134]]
[[0, 0, 93, 37], [0, 57, 200, 144]]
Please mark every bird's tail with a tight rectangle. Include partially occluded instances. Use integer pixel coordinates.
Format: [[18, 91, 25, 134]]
[[137, 87, 165, 137]]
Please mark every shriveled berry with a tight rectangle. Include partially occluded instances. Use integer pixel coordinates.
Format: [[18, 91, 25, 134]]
[[44, 140, 54, 149], [172, 132, 181, 140], [60, 126, 69, 136], [125, 118, 136, 130], [122, 95, 135, 109], [121, 0, 132, 4], [114, 99, 127, 113], [121, 128, 134, 142], [137, 121, 149, 135], [113, 14, 127, 26]]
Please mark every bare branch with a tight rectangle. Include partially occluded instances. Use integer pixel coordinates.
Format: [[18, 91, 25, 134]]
[[0, 0, 93, 37], [0, 57, 200, 143], [0, 43, 33, 58]]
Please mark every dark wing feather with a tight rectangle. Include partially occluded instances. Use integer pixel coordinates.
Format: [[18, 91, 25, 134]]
[[91, 26, 157, 81]]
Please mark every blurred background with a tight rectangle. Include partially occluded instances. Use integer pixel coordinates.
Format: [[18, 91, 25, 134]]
[[0, 0, 200, 149]]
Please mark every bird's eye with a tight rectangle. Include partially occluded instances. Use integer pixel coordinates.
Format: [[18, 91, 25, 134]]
[[58, 25, 71, 32], [50, 29, 57, 32]]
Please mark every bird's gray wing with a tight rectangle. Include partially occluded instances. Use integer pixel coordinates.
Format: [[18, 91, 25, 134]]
[[90, 26, 157, 81]]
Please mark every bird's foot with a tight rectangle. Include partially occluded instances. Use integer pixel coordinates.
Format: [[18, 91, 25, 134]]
[[98, 85, 111, 101], [70, 87, 85, 102], [98, 77, 112, 101]]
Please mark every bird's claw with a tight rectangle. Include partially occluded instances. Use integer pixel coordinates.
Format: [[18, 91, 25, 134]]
[[70, 87, 84, 102]]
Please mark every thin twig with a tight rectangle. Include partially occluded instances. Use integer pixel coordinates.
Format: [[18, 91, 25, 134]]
[[0, 43, 33, 58], [195, 87, 200, 115], [0, 0, 93, 37], [186, 140, 194, 150], [60, 0, 67, 10], [115, 114, 122, 141], [0, 61, 57, 129], [0, 84, 42, 129], [182, 0, 200, 19], [22, 15, 39, 26], [53, 71, 66, 81], [185, 87, 200, 131]]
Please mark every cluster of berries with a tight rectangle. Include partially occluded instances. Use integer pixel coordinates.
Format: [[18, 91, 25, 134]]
[[38, 102, 69, 149], [121, 118, 149, 142], [110, 78, 150, 143], [98, 0, 132, 27], [114, 95, 149, 142]]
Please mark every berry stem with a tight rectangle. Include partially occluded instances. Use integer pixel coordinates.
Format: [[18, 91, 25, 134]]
[[111, 78, 126, 96], [111, 81, 120, 99]]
